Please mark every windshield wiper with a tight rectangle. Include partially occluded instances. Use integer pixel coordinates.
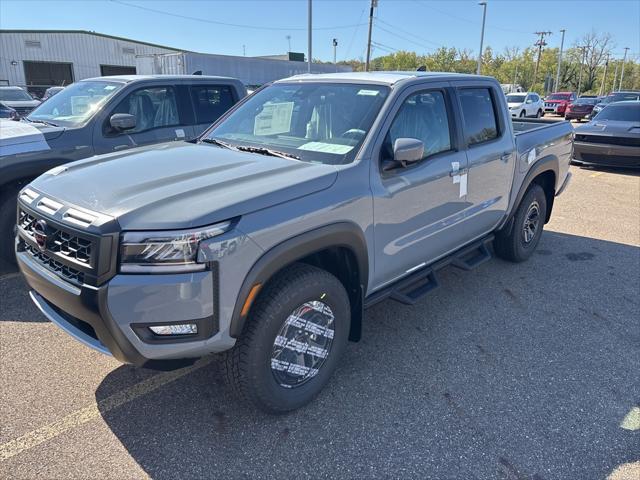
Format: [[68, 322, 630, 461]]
[[25, 118, 59, 127], [200, 138, 240, 151], [235, 145, 300, 160]]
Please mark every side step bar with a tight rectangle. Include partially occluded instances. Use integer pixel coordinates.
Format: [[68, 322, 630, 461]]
[[364, 235, 494, 308]]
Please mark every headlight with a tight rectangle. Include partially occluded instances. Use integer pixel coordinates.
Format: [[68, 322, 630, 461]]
[[120, 221, 232, 273]]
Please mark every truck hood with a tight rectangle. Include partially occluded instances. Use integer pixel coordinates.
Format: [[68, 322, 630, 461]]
[[30, 141, 339, 230], [0, 119, 66, 156]]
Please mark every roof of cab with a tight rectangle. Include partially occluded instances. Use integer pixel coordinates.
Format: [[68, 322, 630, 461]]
[[79, 74, 240, 84], [277, 71, 490, 86]]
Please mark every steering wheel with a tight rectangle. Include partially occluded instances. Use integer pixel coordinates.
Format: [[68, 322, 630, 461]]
[[341, 128, 366, 141]]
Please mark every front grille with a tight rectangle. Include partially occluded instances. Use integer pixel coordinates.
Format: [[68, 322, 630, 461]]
[[579, 153, 640, 166], [24, 243, 85, 285], [575, 134, 640, 147]]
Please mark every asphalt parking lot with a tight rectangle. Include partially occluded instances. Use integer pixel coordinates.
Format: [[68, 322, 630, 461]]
[[1, 161, 639, 479]]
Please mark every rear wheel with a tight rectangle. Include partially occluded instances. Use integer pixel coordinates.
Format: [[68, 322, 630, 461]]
[[519, 110, 526, 118], [494, 184, 547, 263], [224, 263, 350, 413]]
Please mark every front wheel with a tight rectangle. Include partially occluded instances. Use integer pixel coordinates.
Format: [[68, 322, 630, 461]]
[[0, 188, 19, 274], [519, 110, 526, 118], [536, 109, 543, 118], [224, 263, 350, 413], [494, 184, 547, 263]]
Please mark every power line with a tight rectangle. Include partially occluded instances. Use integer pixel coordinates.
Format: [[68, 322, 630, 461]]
[[375, 18, 443, 48], [111, 0, 367, 32], [374, 24, 439, 53]]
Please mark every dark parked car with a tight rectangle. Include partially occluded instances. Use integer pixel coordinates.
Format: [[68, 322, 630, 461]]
[[591, 90, 640, 117], [0, 74, 246, 271], [573, 101, 640, 168], [0, 102, 18, 120], [565, 97, 599, 121]]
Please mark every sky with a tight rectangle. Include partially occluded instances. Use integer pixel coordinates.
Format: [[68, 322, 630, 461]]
[[1, 0, 639, 62]]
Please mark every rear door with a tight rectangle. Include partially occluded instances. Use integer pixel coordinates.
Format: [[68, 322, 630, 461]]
[[188, 84, 237, 136], [94, 84, 194, 155], [451, 82, 515, 240], [370, 82, 470, 289]]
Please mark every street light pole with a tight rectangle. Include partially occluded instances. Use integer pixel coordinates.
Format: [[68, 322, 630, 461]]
[[612, 60, 619, 93], [476, 1, 487, 75], [599, 54, 609, 97], [619, 47, 629, 90], [365, 0, 377, 72], [307, 0, 312, 73], [554, 28, 565, 92], [333, 38, 338, 71]]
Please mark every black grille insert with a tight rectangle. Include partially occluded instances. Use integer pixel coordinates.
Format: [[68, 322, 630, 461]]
[[575, 134, 640, 147], [24, 243, 85, 285]]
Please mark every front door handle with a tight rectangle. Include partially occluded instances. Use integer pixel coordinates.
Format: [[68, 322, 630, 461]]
[[449, 168, 468, 177], [500, 152, 511, 162]]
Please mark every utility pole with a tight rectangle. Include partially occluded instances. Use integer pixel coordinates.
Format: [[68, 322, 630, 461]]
[[365, 0, 377, 72], [612, 60, 619, 93], [332, 38, 338, 71], [554, 29, 565, 92], [286, 35, 291, 53], [619, 47, 629, 90], [533, 31, 552, 88], [512, 65, 518, 91], [576, 45, 587, 97], [476, 1, 487, 75], [599, 54, 609, 97], [307, 0, 312, 73]]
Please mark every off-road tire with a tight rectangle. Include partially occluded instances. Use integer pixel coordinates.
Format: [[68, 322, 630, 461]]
[[494, 183, 547, 263], [223, 263, 350, 413]]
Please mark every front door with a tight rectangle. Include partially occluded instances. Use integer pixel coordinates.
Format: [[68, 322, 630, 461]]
[[370, 85, 470, 290]]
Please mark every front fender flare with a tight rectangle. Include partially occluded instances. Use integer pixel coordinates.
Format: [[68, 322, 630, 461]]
[[229, 222, 368, 338]]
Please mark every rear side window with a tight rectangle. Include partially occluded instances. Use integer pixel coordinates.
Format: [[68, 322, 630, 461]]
[[459, 88, 499, 145], [190, 85, 235, 124]]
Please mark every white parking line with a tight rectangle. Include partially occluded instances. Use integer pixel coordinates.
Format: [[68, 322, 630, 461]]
[[0, 357, 214, 462]]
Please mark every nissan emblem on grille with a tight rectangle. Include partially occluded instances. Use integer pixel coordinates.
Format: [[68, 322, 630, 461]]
[[33, 220, 49, 251]]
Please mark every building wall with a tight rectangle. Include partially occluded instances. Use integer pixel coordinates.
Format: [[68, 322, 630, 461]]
[[138, 52, 352, 86], [0, 31, 176, 87]]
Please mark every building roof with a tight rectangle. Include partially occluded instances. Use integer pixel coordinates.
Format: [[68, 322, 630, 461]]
[[0, 29, 181, 52], [80, 74, 240, 83], [279, 71, 484, 85]]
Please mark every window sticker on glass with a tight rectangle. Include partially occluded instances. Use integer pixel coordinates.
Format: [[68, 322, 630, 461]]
[[104, 85, 117, 91], [298, 142, 354, 154], [357, 89, 380, 96], [254, 101, 294, 136]]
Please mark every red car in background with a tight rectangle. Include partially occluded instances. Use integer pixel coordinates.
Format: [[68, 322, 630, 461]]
[[565, 97, 600, 121], [544, 92, 577, 116]]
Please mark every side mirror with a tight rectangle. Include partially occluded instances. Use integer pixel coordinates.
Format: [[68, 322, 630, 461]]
[[110, 113, 136, 132], [383, 138, 424, 171]]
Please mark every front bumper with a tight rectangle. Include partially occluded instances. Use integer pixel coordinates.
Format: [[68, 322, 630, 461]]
[[573, 141, 640, 168], [544, 104, 566, 114], [18, 250, 231, 365]]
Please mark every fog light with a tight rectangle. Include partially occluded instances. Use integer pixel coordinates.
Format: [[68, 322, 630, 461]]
[[149, 324, 197, 336]]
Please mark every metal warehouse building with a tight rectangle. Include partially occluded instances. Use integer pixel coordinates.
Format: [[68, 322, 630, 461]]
[[0, 30, 351, 96]]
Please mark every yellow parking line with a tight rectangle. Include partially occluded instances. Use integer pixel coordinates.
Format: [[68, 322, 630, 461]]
[[590, 171, 604, 178], [0, 357, 214, 462]]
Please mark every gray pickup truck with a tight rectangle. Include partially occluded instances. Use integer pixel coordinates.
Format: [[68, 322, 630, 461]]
[[0, 75, 246, 271], [16, 72, 572, 412]]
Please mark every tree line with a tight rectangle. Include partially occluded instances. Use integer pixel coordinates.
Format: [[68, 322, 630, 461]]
[[333, 31, 638, 95]]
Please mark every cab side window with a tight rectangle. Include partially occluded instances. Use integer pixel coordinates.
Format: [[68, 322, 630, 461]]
[[190, 85, 235, 124], [383, 90, 452, 162], [111, 86, 180, 134], [459, 88, 499, 145]]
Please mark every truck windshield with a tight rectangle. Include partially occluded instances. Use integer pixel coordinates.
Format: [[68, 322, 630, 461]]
[[205, 83, 390, 165], [27, 81, 124, 127], [0, 88, 33, 101]]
